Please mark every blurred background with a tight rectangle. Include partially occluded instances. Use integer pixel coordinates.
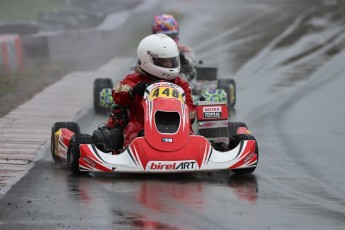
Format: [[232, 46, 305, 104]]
[[0, 0, 157, 117]]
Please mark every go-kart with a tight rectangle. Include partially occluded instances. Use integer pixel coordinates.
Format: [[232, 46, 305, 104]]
[[52, 81, 257, 175], [186, 62, 236, 110], [93, 62, 236, 113]]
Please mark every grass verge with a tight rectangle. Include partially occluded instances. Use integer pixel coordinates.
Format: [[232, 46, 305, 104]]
[[0, 0, 68, 21], [0, 63, 71, 117]]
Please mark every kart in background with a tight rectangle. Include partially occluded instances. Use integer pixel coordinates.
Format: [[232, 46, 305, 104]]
[[52, 81, 257, 175], [93, 78, 113, 114], [93, 62, 236, 113], [189, 62, 236, 111]]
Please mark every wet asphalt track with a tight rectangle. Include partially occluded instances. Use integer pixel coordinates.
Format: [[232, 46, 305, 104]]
[[1, 0, 345, 229]]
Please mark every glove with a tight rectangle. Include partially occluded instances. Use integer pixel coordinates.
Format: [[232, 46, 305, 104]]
[[180, 52, 189, 65], [130, 81, 147, 98]]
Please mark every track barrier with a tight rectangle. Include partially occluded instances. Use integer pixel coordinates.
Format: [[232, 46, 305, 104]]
[[0, 34, 24, 73]]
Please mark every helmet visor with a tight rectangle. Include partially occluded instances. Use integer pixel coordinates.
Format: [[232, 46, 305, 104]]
[[152, 56, 180, 68]]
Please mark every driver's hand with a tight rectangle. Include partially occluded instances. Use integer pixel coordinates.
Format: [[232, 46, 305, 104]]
[[130, 81, 147, 97]]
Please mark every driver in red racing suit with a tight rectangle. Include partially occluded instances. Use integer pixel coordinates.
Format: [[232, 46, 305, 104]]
[[112, 34, 196, 148]]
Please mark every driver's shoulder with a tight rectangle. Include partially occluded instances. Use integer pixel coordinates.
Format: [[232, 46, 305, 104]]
[[123, 72, 145, 82], [173, 76, 189, 87]]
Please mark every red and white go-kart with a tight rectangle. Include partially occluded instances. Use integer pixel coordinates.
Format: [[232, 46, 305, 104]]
[[51, 81, 258, 175]]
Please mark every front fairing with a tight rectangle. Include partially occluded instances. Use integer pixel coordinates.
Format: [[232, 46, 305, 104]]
[[78, 138, 257, 173], [142, 82, 190, 151]]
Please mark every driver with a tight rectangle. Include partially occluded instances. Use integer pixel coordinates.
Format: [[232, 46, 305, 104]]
[[112, 34, 196, 148], [152, 14, 196, 80]]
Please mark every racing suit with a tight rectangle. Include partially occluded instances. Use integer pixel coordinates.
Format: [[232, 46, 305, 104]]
[[178, 43, 196, 80], [113, 72, 196, 148]]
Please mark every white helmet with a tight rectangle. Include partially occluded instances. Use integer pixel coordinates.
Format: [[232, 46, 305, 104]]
[[137, 34, 180, 80]]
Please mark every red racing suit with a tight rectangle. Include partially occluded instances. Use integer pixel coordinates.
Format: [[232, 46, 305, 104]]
[[178, 43, 196, 78], [112, 72, 196, 148]]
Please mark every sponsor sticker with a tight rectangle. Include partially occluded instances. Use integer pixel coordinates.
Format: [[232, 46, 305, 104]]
[[162, 138, 173, 143], [82, 156, 96, 167], [146, 160, 198, 171], [203, 106, 222, 112], [203, 106, 222, 118], [204, 112, 221, 118], [244, 152, 255, 163]]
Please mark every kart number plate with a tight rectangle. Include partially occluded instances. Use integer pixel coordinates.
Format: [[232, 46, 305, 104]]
[[148, 87, 184, 102]]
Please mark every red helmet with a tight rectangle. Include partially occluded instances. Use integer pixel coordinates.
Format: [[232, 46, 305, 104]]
[[152, 14, 179, 42]]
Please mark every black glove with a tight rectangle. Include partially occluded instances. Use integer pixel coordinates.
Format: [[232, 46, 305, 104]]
[[130, 81, 147, 98], [180, 52, 189, 65]]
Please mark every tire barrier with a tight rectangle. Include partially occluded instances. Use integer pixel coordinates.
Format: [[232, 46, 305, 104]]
[[0, 34, 24, 73]]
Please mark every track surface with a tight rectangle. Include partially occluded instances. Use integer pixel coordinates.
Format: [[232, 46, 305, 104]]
[[1, 0, 345, 229]]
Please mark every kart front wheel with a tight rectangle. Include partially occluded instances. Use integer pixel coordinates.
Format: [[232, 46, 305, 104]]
[[229, 134, 258, 174], [67, 133, 93, 174], [51, 122, 80, 163]]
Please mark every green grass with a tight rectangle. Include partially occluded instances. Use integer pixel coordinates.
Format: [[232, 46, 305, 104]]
[[0, 64, 66, 96], [0, 70, 33, 96], [0, 0, 68, 21]]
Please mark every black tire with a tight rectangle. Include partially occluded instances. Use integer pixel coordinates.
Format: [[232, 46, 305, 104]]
[[229, 134, 258, 174], [51, 122, 80, 163], [218, 78, 236, 109], [228, 121, 248, 140], [92, 128, 124, 152], [93, 78, 113, 113], [195, 65, 218, 81], [67, 133, 93, 175]]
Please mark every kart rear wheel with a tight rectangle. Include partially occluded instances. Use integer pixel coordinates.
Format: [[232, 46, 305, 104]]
[[229, 134, 258, 174], [94, 78, 113, 113], [51, 122, 80, 163], [67, 133, 93, 175], [218, 79, 236, 109], [228, 122, 248, 140]]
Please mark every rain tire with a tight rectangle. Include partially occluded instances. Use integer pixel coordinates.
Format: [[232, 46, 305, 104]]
[[228, 122, 248, 140], [93, 78, 113, 113], [67, 133, 93, 175], [51, 122, 80, 162]]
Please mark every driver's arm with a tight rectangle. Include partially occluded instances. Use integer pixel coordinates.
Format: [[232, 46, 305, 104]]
[[112, 75, 137, 106]]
